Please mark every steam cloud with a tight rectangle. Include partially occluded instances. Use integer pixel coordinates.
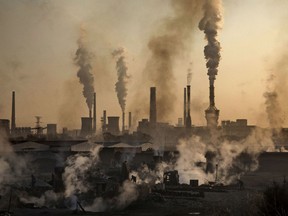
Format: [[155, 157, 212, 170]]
[[0, 130, 28, 197], [112, 48, 129, 112], [176, 128, 275, 185], [63, 144, 139, 212], [198, 0, 223, 86], [74, 28, 95, 111]]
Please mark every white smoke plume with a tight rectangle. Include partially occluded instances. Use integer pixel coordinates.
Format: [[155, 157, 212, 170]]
[[0, 129, 28, 192], [130, 161, 173, 185], [198, 0, 223, 86], [176, 128, 274, 185], [63, 145, 101, 197], [19, 190, 59, 208], [74, 27, 95, 112], [112, 47, 129, 112]]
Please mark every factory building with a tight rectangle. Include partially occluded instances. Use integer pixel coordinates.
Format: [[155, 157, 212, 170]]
[[81, 117, 93, 137], [149, 87, 157, 127], [107, 116, 120, 135], [222, 119, 255, 138], [47, 124, 57, 140]]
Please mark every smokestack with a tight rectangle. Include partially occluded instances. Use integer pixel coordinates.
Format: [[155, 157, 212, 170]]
[[122, 112, 125, 133], [93, 92, 96, 133], [198, 0, 222, 128], [128, 112, 132, 130], [89, 109, 92, 118], [186, 85, 192, 128], [102, 110, 107, 132], [11, 91, 16, 134], [205, 80, 219, 128], [184, 88, 186, 127], [149, 87, 157, 126]]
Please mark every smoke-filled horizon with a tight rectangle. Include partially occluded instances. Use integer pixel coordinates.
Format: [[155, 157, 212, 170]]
[[0, 0, 288, 130]]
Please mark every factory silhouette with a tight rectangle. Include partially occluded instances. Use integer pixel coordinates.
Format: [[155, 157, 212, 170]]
[[0, 81, 265, 151]]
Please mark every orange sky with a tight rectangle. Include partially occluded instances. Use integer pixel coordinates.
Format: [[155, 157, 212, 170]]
[[0, 0, 288, 131]]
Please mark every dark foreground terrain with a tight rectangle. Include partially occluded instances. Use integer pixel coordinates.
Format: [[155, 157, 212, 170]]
[[4, 152, 288, 216]]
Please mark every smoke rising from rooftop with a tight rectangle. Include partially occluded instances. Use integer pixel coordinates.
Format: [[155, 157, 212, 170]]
[[74, 27, 95, 112], [112, 48, 129, 112]]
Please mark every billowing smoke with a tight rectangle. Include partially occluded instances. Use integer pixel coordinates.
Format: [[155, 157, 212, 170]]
[[176, 128, 274, 185], [263, 54, 288, 131], [74, 28, 95, 112], [112, 48, 129, 112], [263, 76, 284, 130], [198, 0, 223, 86], [63, 145, 101, 197], [0, 130, 28, 192], [132, 0, 203, 123], [63, 145, 139, 212]]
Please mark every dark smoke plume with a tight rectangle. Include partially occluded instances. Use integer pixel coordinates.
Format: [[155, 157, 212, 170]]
[[133, 0, 203, 122], [112, 48, 129, 112], [74, 29, 95, 111], [198, 0, 222, 85]]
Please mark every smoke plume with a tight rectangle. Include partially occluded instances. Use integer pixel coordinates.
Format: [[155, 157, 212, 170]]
[[198, 0, 223, 86], [187, 67, 192, 85], [112, 48, 129, 112], [132, 0, 203, 122], [74, 28, 95, 112], [263, 51, 288, 130], [176, 128, 274, 185], [0, 129, 28, 194], [63, 144, 101, 197]]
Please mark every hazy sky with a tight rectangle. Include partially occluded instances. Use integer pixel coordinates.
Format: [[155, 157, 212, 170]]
[[0, 0, 288, 131]]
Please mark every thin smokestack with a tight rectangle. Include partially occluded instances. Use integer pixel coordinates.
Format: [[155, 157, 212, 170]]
[[102, 110, 106, 132], [184, 88, 186, 127], [150, 87, 157, 126], [186, 85, 192, 128], [122, 112, 125, 133], [11, 91, 16, 133], [128, 112, 132, 130], [199, 0, 222, 128], [93, 92, 96, 133]]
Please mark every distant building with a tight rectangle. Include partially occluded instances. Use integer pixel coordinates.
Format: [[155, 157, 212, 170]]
[[107, 116, 120, 135], [47, 124, 57, 140], [221, 119, 255, 138], [81, 117, 93, 137], [14, 127, 32, 138]]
